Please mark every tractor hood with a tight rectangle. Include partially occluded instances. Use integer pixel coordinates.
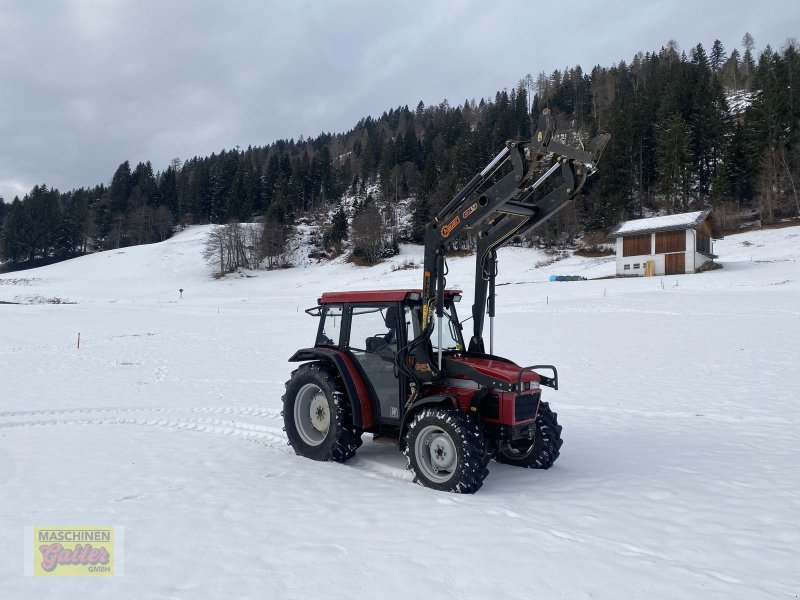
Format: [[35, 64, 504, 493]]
[[444, 356, 541, 392]]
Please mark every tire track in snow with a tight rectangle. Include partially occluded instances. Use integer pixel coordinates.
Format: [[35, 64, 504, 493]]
[[0, 415, 290, 449], [347, 454, 414, 484], [0, 413, 416, 487], [0, 405, 281, 420], [0, 406, 420, 485]]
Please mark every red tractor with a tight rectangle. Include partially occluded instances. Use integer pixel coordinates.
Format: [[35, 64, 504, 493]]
[[283, 110, 609, 492]]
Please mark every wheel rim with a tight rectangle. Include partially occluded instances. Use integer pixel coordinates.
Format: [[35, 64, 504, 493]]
[[294, 383, 331, 446], [414, 424, 458, 483]]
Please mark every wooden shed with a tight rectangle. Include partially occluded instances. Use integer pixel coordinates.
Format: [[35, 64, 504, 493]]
[[609, 210, 723, 276]]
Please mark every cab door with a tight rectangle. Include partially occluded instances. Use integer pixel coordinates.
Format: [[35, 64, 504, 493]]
[[344, 303, 403, 422]]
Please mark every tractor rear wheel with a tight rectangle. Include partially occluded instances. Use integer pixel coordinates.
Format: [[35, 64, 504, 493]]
[[403, 406, 490, 493], [495, 401, 562, 469], [282, 362, 362, 462]]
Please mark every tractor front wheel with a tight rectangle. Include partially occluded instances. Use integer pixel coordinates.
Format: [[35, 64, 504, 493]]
[[282, 362, 362, 462], [403, 406, 490, 493], [495, 401, 562, 469]]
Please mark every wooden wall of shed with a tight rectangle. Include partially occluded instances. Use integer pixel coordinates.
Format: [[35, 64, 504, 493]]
[[655, 230, 684, 254], [698, 219, 714, 238], [623, 234, 650, 257]]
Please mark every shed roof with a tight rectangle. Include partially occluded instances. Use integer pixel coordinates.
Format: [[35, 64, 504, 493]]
[[609, 209, 722, 238]]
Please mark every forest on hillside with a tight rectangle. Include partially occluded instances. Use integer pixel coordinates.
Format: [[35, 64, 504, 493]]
[[1, 34, 798, 271]]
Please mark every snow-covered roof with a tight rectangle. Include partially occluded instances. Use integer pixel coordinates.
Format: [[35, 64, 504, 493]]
[[609, 210, 721, 238]]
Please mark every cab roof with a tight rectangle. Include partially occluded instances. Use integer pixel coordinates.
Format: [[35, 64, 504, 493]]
[[319, 289, 462, 304]]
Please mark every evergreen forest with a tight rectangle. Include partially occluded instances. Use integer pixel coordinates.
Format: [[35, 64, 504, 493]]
[[1, 35, 798, 271]]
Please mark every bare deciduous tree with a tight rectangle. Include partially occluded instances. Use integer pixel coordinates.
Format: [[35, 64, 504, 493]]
[[203, 222, 246, 276], [261, 216, 289, 270], [351, 201, 386, 265], [757, 148, 798, 223], [203, 225, 227, 276], [244, 223, 263, 268], [154, 206, 173, 241], [205, 220, 290, 276]]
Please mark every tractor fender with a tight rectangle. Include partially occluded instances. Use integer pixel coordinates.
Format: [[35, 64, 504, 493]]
[[398, 393, 458, 447], [288, 348, 376, 430]]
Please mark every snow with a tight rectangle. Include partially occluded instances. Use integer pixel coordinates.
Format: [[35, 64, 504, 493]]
[[726, 89, 756, 116], [1, 224, 799, 599], [611, 210, 708, 236]]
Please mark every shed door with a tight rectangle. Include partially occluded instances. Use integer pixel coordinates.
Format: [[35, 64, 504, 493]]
[[665, 252, 685, 275]]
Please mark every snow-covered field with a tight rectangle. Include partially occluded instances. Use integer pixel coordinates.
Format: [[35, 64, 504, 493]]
[[1, 225, 798, 599]]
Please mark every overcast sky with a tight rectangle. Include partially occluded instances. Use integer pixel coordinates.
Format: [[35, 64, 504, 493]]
[[0, 0, 796, 202]]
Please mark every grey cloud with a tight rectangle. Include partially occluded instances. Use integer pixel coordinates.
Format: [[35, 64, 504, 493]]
[[0, 0, 796, 201]]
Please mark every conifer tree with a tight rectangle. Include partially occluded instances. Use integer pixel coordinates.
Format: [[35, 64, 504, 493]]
[[109, 161, 132, 214], [57, 190, 89, 258], [741, 33, 757, 89], [0, 198, 8, 231], [710, 39, 727, 72], [158, 165, 179, 216], [1, 197, 23, 264], [325, 205, 348, 247], [656, 112, 692, 212]]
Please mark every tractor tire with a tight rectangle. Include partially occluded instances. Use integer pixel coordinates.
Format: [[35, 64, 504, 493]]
[[282, 362, 362, 462], [494, 401, 562, 469], [403, 406, 490, 493]]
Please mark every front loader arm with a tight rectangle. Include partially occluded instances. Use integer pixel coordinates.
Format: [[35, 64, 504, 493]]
[[468, 160, 594, 352], [409, 109, 609, 383]]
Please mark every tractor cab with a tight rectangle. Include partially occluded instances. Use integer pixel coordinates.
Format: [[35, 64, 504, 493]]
[[307, 289, 464, 428]]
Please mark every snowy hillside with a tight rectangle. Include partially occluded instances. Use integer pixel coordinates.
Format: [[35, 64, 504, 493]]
[[1, 225, 798, 599]]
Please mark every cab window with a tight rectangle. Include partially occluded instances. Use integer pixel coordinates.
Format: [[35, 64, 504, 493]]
[[346, 305, 397, 356], [317, 305, 343, 346], [406, 301, 464, 352]]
